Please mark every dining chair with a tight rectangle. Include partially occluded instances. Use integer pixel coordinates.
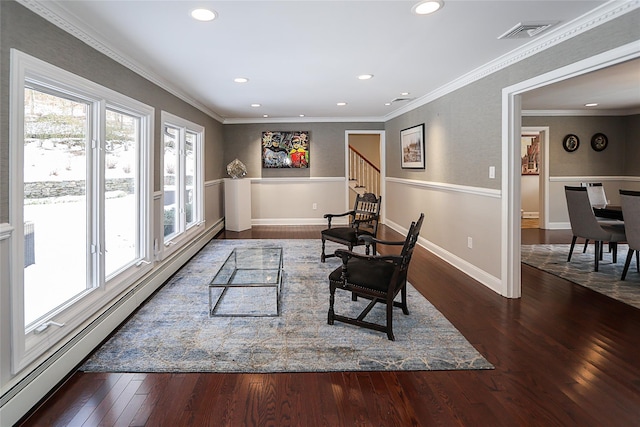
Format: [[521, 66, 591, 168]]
[[583, 182, 608, 207], [619, 190, 640, 280], [580, 182, 622, 253], [564, 186, 626, 272]]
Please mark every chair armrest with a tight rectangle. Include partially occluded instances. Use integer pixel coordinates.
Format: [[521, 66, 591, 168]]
[[358, 235, 404, 246], [323, 210, 355, 228], [334, 248, 402, 265]]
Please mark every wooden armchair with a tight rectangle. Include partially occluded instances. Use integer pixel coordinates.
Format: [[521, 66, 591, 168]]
[[328, 213, 424, 341], [320, 192, 381, 262]]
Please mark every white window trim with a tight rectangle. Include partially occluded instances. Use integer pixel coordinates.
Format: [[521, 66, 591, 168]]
[[160, 111, 204, 260], [9, 49, 154, 374]]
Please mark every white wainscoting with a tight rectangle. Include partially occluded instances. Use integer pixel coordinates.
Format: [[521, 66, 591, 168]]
[[384, 178, 503, 295], [249, 177, 347, 225]]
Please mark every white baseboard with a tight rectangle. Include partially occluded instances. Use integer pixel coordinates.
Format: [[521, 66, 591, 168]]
[[384, 219, 502, 295]]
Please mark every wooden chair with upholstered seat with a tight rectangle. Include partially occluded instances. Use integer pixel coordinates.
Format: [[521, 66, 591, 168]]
[[328, 213, 424, 341], [320, 192, 381, 262], [564, 186, 626, 272]]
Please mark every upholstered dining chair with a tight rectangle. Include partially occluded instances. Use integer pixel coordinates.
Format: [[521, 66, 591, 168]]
[[583, 182, 608, 207], [581, 182, 621, 252], [619, 190, 640, 280], [328, 213, 424, 341], [565, 186, 626, 272], [320, 192, 381, 262]]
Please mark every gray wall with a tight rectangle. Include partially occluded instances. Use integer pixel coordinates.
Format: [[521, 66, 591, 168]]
[[385, 9, 640, 189], [523, 114, 639, 176], [223, 122, 383, 178], [0, 1, 225, 223], [624, 114, 640, 175]]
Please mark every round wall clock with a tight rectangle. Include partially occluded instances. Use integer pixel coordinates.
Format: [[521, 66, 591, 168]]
[[562, 134, 580, 152], [591, 133, 608, 151]]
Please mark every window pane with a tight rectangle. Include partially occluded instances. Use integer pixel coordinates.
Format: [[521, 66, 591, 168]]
[[23, 88, 89, 326], [105, 109, 139, 277], [163, 126, 179, 238], [185, 131, 196, 228]]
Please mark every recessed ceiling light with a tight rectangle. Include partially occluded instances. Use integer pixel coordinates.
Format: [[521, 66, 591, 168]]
[[234, 77, 249, 83], [384, 102, 392, 106], [299, 114, 305, 117], [263, 114, 269, 118], [585, 103, 599, 107], [401, 92, 410, 96], [251, 103, 261, 108], [411, 0, 444, 15], [191, 8, 216, 21], [358, 74, 374, 80], [337, 102, 347, 106]]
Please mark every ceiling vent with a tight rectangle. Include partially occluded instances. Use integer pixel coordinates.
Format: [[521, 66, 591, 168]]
[[391, 97, 414, 103], [498, 21, 558, 39]]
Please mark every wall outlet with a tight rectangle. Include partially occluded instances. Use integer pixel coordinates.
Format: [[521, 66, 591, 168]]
[[489, 166, 495, 179], [467, 237, 473, 249], [312, 203, 317, 210]]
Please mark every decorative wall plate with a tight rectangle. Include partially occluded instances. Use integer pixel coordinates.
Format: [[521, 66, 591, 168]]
[[562, 134, 579, 152], [591, 133, 608, 151]]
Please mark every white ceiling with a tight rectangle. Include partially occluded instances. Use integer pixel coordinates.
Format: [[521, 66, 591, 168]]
[[32, 0, 640, 122]]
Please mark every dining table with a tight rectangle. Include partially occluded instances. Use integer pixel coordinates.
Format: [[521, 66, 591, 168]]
[[593, 205, 623, 221]]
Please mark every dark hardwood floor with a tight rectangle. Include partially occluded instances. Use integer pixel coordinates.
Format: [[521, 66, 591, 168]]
[[19, 225, 640, 426]]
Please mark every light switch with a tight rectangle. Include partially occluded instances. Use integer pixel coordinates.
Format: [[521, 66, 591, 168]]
[[489, 166, 495, 179]]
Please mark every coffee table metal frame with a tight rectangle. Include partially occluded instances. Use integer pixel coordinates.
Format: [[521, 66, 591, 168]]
[[208, 247, 283, 317]]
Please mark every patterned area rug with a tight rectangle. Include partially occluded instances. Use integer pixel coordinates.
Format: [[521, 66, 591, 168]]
[[82, 239, 493, 373], [522, 244, 640, 309]]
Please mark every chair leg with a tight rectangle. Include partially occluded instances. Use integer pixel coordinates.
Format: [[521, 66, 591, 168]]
[[386, 299, 395, 341], [568, 236, 577, 262], [321, 237, 327, 263], [636, 251, 639, 273], [621, 249, 634, 280], [594, 241, 600, 272], [400, 284, 409, 315], [583, 239, 589, 253], [611, 242, 618, 263], [328, 284, 336, 325]]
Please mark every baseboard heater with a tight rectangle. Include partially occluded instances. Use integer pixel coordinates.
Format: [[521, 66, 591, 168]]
[[0, 220, 223, 425]]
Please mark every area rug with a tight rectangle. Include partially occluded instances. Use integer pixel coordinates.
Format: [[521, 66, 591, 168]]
[[522, 244, 640, 309], [81, 239, 493, 373]]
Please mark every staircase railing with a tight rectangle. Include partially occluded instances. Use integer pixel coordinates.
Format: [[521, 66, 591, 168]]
[[349, 146, 380, 196]]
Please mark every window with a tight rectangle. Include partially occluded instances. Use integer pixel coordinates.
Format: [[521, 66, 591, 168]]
[[161, 112, 203, 255], [10, 49, 153, 373]]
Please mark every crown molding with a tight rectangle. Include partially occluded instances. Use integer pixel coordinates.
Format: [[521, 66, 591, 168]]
[[523, 108, 640, 117], [384, 0, 640, 122], [222, 116, 383, 125], [17, 0, 639, 125]]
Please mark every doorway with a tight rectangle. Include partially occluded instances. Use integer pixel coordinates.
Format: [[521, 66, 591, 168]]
[[521, 126, 549, 230], [345, 130, 385, 222], [502, 42, 639, 299]]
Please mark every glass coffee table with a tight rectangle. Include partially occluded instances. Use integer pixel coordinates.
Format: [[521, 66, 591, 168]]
[[208, 247, 283, 317]]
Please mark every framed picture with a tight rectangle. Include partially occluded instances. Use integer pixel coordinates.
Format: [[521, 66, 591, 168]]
[[521, 135, 539, 175], [261, 131, 309, 168], [400, 124, 425, 169]]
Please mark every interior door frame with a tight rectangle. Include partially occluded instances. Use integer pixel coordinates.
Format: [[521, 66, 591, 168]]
[[344, 130, 386, 223], [502, 41, 640, 299]]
